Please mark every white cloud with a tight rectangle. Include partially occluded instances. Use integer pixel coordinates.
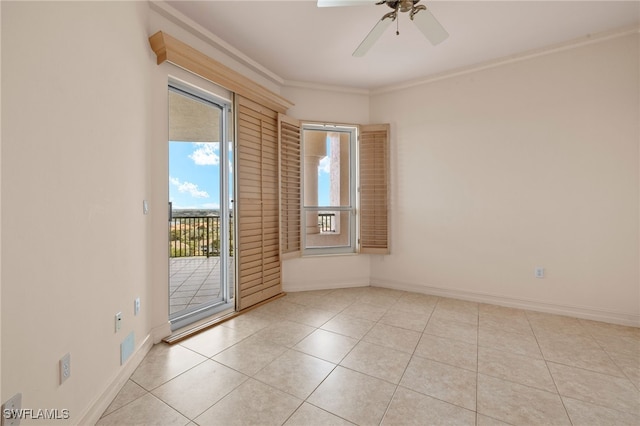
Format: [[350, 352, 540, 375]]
[[318, 156, 330, 174], [189, 143, 220, 166], [169, 176, 209, 198]]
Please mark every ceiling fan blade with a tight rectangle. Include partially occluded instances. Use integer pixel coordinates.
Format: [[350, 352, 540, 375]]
[[353, 16, 393, 57], [317, 0, 373, 7], [411, 8, 449, 46]]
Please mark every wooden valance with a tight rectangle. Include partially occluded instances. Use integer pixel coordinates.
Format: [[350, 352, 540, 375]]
[[149, 31, 293, 114]]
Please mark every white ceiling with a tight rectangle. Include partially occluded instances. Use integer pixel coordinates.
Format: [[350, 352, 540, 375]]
[[164, 0, 640, 90]]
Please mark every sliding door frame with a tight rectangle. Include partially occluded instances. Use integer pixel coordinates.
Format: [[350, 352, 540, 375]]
[[167, 78, 236, 330]]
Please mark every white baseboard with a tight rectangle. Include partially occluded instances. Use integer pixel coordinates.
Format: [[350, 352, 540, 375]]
[[78, 333, 154, 425], [151, 321, 172, 343], [371, 278, 640, 327], [283, 278, 369, 293]]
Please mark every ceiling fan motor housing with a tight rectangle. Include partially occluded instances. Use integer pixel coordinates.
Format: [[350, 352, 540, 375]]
[[385, 0, 421, 13]]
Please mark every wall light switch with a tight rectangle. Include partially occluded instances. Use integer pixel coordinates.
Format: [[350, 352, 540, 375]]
[[59, 353, 71, 385], [115, 312, 122, 332], [535, 267, 545, 278], [134, 298, 140, 316]]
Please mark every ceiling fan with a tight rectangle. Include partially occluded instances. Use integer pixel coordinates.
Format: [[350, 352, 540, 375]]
[[318, 0, 449, 57]]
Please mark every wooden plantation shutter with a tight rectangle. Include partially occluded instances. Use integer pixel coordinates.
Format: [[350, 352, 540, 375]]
[[278, 114, 301, 258], [359, 124, 390, 254], [236, 95, 282, 310]]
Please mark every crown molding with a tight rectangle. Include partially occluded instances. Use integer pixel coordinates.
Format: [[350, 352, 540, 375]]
[[371, 24, 640, 95], [149, 1, 285, 87], [283, 79, 371, 96]]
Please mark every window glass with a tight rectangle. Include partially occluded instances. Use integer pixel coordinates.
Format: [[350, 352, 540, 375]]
[[302, 125, 357, 254]]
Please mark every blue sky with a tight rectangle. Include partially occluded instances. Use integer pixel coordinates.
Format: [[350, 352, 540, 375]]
[[169, 140, 331, 209], [169, 141, 224, 210], [318, 153, 330, 206]]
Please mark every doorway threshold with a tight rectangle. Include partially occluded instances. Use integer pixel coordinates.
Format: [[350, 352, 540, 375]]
[[162, 292, 286, 344], [164, 306, 236, 344]]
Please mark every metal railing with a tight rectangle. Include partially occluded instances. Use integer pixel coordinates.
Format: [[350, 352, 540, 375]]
[[318, 212, 336, 233], [170, 216, 222, 258]]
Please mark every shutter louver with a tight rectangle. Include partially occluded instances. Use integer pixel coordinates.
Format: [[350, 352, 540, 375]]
[[278, 114, 301, 258], [237, 96, 282, 310], [360, 124, 390, 254]]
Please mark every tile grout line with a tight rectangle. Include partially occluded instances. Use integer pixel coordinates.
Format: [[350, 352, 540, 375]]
[[276, 289, 359, 425], [526, 311, 575, 425], [377, 296, 441, 425]]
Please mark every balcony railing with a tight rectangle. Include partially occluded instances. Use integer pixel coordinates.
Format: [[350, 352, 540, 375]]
[[170, 215, 232, 258], [318, 212, 336, 233]]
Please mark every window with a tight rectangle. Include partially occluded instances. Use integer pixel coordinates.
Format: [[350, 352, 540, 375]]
[[279, 117, 389, 258], [302, 124, 358, 255]]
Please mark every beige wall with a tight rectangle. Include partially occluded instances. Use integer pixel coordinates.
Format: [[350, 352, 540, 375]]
[[282, 85, 369, 124], [369, 33, 640, 325], [1, 1, 154, 422]]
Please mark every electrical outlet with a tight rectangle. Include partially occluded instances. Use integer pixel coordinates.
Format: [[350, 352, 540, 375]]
[[59, 353, 71, 385], [1, 393, 22, 426], [535, 267, 545, 278], [115, 312, 122, 332], [134, 298, 140, 316]]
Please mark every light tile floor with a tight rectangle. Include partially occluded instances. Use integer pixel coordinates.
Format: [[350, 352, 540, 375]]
[[99, 287, 640, 425]]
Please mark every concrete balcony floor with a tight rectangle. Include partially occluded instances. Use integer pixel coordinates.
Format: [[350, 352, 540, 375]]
[[169, 256, 234, 315]]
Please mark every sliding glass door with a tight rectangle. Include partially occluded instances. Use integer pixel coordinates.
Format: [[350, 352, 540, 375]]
[[167, 82, 234, 330]]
